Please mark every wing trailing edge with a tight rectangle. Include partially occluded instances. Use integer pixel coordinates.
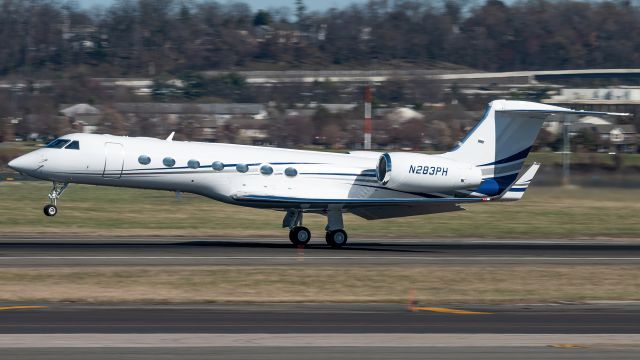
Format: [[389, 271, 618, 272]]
[[231, 193, 486, 208]]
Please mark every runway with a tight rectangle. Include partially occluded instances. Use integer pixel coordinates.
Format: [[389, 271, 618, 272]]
[[0, 236, 640, 265], [1, 304, 639, 359], [1, 303, 640, 334], [2, 236, 639, 359]]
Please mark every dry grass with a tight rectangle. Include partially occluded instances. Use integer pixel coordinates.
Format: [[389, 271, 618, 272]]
[[0, 182, 639, 239], [0, 265, 638, 304]]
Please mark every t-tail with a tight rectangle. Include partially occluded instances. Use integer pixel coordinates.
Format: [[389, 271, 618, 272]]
[[443, 99, 629, 199]]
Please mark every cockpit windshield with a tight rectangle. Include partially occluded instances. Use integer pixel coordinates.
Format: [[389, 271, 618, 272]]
[[64, 140, 80, 150], [45, 139, 71, 149]]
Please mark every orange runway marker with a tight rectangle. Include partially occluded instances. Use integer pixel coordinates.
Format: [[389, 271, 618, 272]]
[[0, 306, 48, 311], [411, 307, 492, 315]]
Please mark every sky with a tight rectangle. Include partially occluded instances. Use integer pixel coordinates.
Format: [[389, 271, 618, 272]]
[[79, 0, 370, 11]]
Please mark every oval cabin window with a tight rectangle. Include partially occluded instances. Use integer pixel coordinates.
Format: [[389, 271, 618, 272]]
[[163, 157, 176, 167], [138, 155, 151, 165], [187, 159, 200, 169], [260, 164, 274, 175], [284, 167, 298, 177], [212, 161, 225, 171]]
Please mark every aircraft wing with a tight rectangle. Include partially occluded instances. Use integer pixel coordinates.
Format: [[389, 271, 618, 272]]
[[350, 203, 465, 220], [231, 193, 486, 208]]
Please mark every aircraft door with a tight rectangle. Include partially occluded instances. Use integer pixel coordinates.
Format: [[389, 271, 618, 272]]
[[103, 142, 124, 179]]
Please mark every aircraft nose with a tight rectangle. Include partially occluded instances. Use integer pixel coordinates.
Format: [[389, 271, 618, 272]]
[[8, 154, 34, 173]]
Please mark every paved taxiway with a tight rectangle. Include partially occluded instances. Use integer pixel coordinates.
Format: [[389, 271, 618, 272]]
[[0, 236, 640, 265], [1, 303, 640, 334], [3, 347, 640, 360], [1, 304, 640, 359]]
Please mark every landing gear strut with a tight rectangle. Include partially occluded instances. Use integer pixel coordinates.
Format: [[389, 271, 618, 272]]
[[283, 209, 311, 246], [44, 182, 68, 217]]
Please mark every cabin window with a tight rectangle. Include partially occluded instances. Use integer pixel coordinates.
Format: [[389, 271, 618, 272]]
[[45, 139, 71, 149], [187, 159, 200, 169], [284, 167, 298, 177], [260, 164, 273, 175], [212, 161, 224, 171], [64, 141, 80, 150], [163, 157, 176, 167], [236, 163, 249, 173], [138, 155, 151, 165]]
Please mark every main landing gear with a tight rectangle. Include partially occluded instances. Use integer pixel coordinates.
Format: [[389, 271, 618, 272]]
[[282, 208, 348, 248], [43, 182, 68, 217]]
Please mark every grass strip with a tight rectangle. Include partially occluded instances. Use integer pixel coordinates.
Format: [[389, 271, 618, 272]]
[[1, 182, 639, 238], [0, 265, 638, 304]]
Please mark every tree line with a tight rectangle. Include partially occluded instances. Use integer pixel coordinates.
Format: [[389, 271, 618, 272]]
[[1, 0, 640, 78]]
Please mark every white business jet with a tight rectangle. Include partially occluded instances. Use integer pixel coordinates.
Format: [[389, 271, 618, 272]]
[[8, 100, 627, 248]]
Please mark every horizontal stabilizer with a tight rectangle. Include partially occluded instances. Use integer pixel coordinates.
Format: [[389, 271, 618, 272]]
[[498, 162, 540, 201], [501, 109, 631, 117]]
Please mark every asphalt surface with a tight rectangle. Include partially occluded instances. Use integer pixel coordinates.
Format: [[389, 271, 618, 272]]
[[1, 236, 640, 265], [0, 304, 639, 359], [1, 236, 639, 359], [0, 303, 640, 334], [3, 347, 640, 360], [3, 346, 640, 360]]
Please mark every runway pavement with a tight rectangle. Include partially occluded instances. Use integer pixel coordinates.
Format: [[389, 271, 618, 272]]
[[0, 236, 640, 265], [0, 303, 639, 359], [1, 303, 640, 334], [1, 236, 639, 359], [3, 347, 640, 360]]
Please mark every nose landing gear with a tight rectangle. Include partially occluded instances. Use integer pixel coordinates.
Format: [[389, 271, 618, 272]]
[[43, 204, 58, 217], [43, 182, 68, 217]]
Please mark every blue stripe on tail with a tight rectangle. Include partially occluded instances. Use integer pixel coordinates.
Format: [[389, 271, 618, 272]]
[[474, 173, 519, 196], [479, 146, 532, 167]]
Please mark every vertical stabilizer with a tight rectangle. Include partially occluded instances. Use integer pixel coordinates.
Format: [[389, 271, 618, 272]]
[[444, 100, 558, 196]]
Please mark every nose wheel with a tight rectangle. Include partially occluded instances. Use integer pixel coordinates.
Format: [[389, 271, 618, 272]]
[[43, 182, 68, 217], [43, 204, 58, 217]]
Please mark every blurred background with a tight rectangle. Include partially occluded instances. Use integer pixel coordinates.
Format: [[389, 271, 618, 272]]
[[0, 0, 639, 187]]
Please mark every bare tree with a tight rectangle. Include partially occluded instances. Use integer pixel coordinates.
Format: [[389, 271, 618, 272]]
[[98, 106, 127, 135], [175, 104, 203, 141]]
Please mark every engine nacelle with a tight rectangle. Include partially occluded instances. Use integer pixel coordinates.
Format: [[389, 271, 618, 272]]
[[376, 152, 482, 193]]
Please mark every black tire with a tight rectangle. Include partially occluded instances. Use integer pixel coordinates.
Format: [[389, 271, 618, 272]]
[[289, 226, 311, 246], [325, 229, 348, 248], [43, 204, 57, 217]]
